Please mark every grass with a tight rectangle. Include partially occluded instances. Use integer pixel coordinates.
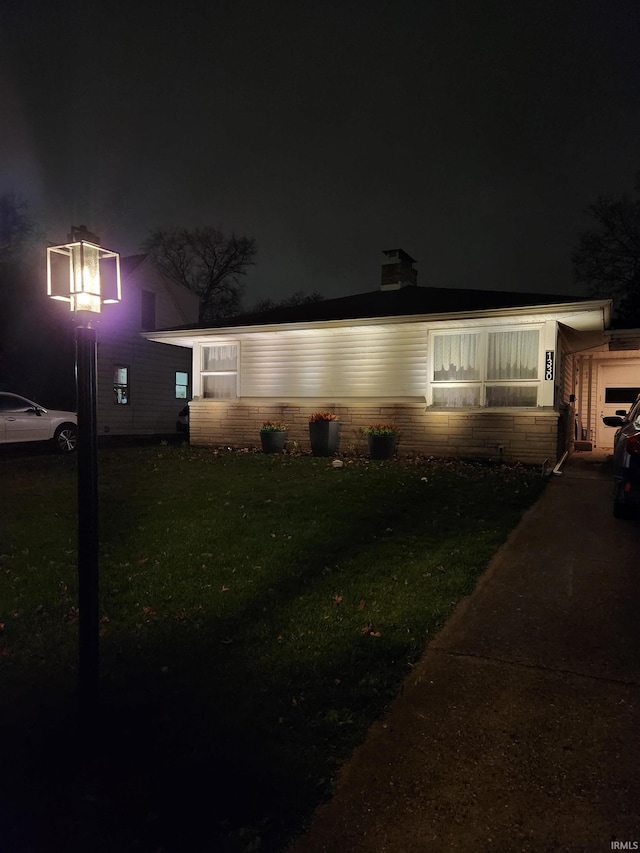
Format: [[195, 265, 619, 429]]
[[0, 444, 546, 853]]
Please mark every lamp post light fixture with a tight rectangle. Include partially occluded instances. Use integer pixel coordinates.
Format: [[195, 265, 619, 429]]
[[47, 226, 121, 724]]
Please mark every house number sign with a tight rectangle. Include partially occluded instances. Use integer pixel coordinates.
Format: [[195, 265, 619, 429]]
[[544, 350, 554, 381]]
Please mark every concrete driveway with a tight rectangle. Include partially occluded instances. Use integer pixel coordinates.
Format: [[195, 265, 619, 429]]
[[289, 451, 640, 852]]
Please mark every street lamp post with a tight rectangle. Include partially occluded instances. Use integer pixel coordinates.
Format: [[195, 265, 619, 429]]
[[47, 226, 121, 724]]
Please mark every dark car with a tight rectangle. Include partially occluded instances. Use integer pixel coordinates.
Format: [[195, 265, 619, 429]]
[[602, 393, 640, 518]]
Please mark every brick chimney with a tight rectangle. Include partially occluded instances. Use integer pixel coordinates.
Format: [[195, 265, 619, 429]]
[[381, 249, 417, 290], [70, 224, 101, 244]]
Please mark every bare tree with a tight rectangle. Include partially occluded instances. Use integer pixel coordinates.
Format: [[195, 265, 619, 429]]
[[252, 290, 324, 313], [142, 227, 257, 323], [0, 192, 34, 264], [0, 195, 75, 399], [573, 174, 640, 323]]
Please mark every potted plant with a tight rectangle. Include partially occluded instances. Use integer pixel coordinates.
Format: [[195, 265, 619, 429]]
[[308, 411, 341, 456], [260, 421, 288, 453], [363, 423, 398, 459]]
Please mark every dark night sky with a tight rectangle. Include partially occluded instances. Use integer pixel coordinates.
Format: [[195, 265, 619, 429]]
[[1, 0, 639, 304]]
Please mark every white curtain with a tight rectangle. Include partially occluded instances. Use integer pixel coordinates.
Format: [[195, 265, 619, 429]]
[[203, 375, 236, 399], [432, 386, 480, 407], [433, 334, 480, 381], [202, 344, 237, 372], [486, 386, 538, 407], [487, 330, 538, 380]]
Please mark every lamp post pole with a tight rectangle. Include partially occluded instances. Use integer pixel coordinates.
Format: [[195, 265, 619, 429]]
[[47, 226, 121, 728], [76, 322, 100, 721]]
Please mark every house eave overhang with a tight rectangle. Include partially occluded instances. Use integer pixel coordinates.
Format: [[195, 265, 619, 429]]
[[142, 298, 611, 347], [604, 328, 640, 351]]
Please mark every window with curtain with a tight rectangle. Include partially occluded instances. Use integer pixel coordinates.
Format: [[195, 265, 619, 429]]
[[431, 328, 541, 408], [487, 330, 539, 380], [432, 385, 481, 407], [433, 333, 480, 381], [201, 344, 238, 399]]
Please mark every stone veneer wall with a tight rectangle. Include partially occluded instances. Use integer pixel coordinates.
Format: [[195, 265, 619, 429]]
[[188, 400, 560, 465]]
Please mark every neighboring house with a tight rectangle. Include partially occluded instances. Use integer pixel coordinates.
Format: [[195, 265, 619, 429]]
[[144, 249, 618, 464], [95, 254, 199, 437]]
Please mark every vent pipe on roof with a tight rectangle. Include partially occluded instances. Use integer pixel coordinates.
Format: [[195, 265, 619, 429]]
[[381, 248, 417, 290]]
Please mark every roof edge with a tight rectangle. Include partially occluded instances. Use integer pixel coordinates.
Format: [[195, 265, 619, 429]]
[[144, 298, 611, 343]]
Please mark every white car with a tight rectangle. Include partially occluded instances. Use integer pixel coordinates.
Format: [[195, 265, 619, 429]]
[[0, 392, 78, 453]]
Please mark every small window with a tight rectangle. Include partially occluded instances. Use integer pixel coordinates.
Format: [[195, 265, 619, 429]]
[[114, 366, 129, 405], [486, 386, 539, 407], [201, 344, 238, 399], [141, 290, 156, 331], [604, 387, 640, 404], [432, 386, 481, 407], [176, 371, 189, 399]]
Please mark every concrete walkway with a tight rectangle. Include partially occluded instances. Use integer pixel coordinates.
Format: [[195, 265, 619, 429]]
[[289, 451, 640, 852]]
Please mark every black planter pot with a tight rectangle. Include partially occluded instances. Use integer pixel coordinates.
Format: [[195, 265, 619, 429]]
[[308, 421, 340, 456], [367, 434, 397, 460], [260, 430, 287, 453]]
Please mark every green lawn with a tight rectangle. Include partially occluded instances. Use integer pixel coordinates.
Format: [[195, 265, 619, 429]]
[[0, 444, 545, 852]]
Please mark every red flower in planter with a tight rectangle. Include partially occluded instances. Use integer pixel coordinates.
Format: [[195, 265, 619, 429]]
[[309, 412, 339, 422]]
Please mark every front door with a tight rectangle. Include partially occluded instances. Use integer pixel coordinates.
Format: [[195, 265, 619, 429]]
[[596, 362, 640, 448]]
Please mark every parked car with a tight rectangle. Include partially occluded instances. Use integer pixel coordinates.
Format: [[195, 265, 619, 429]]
[[602, 393, 640, 518], [0, 392, 78, 453], [176, 404, 189, 434]]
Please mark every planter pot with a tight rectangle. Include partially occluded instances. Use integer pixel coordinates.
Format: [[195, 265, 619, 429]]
[[367, 434, 397, 460], [309, 421, 341, 456], [260, 431, 287, 453]]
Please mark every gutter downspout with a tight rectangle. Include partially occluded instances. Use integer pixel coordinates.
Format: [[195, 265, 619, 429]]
[[586, 354, 593, 445], [553, 451, 569, 476]]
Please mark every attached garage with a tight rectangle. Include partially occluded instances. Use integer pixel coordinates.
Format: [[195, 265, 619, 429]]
[[572, 331, 640, 450]]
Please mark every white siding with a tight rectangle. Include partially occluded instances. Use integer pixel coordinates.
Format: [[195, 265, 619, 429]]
[[236, 324, 428, 398]]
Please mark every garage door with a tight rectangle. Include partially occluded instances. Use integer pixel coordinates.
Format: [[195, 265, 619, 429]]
[[596, 362, 640, 448]]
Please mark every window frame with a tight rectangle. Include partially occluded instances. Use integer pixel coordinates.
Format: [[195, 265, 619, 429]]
[[175, 371, 189, 400], [428, 325, 543, 409], [199, 342, 239, 399], [113, 365, 130, 405]]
